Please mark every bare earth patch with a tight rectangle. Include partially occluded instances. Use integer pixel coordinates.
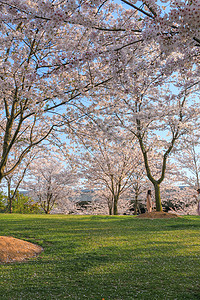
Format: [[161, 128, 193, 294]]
[[137, 211, 180, 219], [0, 236, 43, 263]]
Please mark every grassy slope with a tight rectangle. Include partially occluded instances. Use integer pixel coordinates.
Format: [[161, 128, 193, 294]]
[[0, 214, 200, 300]]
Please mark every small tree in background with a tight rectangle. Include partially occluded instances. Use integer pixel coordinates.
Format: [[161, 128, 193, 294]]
[[79, 132, 142, 215], [175, 133, 200, 190], [2, 148, 40, 213], [26, 155, 78, 214]]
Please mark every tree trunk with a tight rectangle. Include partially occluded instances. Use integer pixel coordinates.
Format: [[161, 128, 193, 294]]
[[8, 197, 13, 214], [133, 187, 139, 215], [7, 179, 13, 213], [46, 198, 51, 214], [107, 196, 113, 215], [113, 195, 118, 215], [109, 206, 112, 215], [154, 182, 162, 212]]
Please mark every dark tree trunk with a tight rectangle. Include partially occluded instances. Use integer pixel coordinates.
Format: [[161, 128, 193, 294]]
[[7, 180, 13, 213], [113, 195, 118, 215], [133, 187, 140, 215], [154, 183, 162, 212]]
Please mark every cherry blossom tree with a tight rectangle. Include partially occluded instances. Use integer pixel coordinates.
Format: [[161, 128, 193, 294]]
[[4, 0, 199, 57], [1, 143, 59, 213], [96, 60, 200, 211], [120, 0, 200, 53], [129, 161, 150, 214], [3, 150, 38, 213], [0, 0, 127, 183], [116, 0, 200, 83], [174, 133, 200, 189], [25, 155, 78, 214], [76, 126, 143, 214], [158, 162, 197, 215], [160, 185, 196, 214], [0, 0, 199, 217]]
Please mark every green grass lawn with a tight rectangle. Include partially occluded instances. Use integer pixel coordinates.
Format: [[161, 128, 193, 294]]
[[0, 214, 200, 300]]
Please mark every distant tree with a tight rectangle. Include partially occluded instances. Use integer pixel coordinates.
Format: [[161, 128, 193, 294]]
[[26, 155, 78, 214], [175, 134, 200, 190], [2, 148, 40, 213], [77, 128, 143, 215], [93, 189, 114, 215], [129, 161, 151, 214], [161, 185, 196, 215]]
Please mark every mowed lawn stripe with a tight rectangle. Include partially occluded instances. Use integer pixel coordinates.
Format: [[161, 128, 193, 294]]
[[0, 214, 199, 299]]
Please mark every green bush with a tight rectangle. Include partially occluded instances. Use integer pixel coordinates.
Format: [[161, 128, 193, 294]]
[[8, 191, 41, 214], [0, 191, 6, 212]]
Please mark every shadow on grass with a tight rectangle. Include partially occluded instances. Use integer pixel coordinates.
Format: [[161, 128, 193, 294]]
[[0, 215, 199, 299], [166, 223, 200, 230], [0, 242, 200, 300]]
